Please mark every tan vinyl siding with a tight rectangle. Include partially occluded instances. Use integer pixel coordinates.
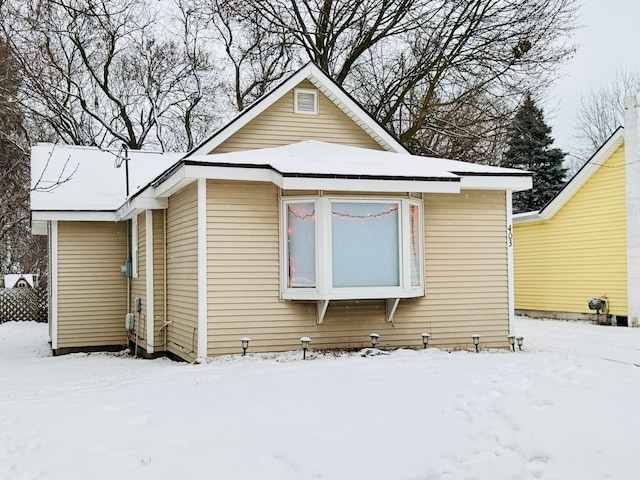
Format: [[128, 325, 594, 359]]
[[206, 181, 508, 355], [152, 210, 166, 351], [130, 213, 147, 347], [166, 183, 198, 360], [396, 190, 508, 348], [56, 221, 127, 349], [213, 80, 383, 153]]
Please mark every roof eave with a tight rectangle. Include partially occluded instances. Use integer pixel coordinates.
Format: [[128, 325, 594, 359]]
[[514, 127, 625, 224]]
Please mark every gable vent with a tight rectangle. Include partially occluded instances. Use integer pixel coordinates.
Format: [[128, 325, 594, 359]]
[[294, 88, 318, 115]]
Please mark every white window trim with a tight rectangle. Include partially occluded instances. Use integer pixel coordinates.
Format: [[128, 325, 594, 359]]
[[281, 196, 425, 301], [294, 88, 318, 115]]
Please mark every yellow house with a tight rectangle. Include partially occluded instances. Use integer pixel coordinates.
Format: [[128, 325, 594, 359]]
[[513, 94, 640, 327], [31, 63, 532, 361]]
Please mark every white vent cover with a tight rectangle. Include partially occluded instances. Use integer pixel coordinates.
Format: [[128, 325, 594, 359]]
[[294, 88, 318, 114]]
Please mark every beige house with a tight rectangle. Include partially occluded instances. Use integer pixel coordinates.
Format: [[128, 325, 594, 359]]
[[31, 64, 532, 361]]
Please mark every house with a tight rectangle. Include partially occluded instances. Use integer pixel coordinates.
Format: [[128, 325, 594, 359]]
[[31, 63, 532, 361], [513, 94, 640, 327], [3, 274, 36, 289]]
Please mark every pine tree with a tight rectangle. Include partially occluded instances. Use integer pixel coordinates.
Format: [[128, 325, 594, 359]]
[[503, 93, 567, 213]]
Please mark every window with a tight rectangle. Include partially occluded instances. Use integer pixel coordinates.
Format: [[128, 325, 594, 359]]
[[282, 197, 424, 300], [294, 88, 318, 115]]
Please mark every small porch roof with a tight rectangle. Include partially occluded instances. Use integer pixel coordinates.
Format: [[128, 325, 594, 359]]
[[152, 140, 532, 197]]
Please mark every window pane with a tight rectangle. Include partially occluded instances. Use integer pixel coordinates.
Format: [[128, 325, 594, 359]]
[[410, 204, 421, 287], [287, 202, 316, 287], [331, 202, 399, 287]]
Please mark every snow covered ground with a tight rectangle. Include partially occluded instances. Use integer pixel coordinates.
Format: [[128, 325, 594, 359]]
[[1, 317, 639, 480]]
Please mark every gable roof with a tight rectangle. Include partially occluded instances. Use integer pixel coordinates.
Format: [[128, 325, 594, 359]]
[[31, 143, 181, 218], [4, 274, 35, 288], [188, 63, 409, 156], [514, 127, 625, 224]]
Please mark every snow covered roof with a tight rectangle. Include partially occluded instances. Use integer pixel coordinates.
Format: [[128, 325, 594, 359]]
[[30, 140, 531, 226], [31, 143, 182, 213], [3, 274, 35, 288], [154, 140, 531, 196]]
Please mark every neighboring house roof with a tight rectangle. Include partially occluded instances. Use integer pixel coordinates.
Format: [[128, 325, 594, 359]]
[[514, 127, 625, 224], [187, 62, 409, 156], [31, 144, 182, 216], [4, 274, 35, 288]]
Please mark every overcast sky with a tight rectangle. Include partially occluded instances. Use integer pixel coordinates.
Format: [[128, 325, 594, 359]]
[[546, 0, 639, 155]]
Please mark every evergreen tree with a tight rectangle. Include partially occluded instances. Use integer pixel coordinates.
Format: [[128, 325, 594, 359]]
[[503, 93, 567, 213]]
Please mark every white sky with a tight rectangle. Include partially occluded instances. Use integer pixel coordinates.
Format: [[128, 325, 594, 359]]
[[546, 0, 640, 155]]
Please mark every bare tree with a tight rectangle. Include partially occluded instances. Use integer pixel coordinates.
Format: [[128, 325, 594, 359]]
[[202, 0, 295, 113], [572, 69, 640, 168], [1, 0, 219, 151], [237, 0, 578, 162]]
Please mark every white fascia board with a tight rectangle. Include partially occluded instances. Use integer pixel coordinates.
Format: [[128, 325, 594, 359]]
[[282, 177, 460, 193], [512, 211, 542, 224], [31, 210, 117, 221], [459, 175, 532, 191], [184, 164, 282, 186], [153, 165, 194, 197], [116, 193, 168, 221], [166, 164, 461, 193], [191, 64, 408, 155], [532, 129, 625, 222], [31, 220, 48, 235]]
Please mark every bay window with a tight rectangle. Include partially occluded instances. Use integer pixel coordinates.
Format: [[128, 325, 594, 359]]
[[282, 197, 424, 300]]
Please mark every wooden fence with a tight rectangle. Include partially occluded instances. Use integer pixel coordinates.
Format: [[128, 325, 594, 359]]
[[0, 288, 48, 323]]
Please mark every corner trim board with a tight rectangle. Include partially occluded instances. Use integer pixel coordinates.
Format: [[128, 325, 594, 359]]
[[145, 210, 155, 354], [197, 179, 208, 358], [51, 220, 58, 350], [506, 191, 515, 334]]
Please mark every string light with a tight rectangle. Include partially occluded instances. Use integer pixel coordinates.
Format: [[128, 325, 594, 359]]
[[287, 202, 422, 288], [287, 204, 399, 221]]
